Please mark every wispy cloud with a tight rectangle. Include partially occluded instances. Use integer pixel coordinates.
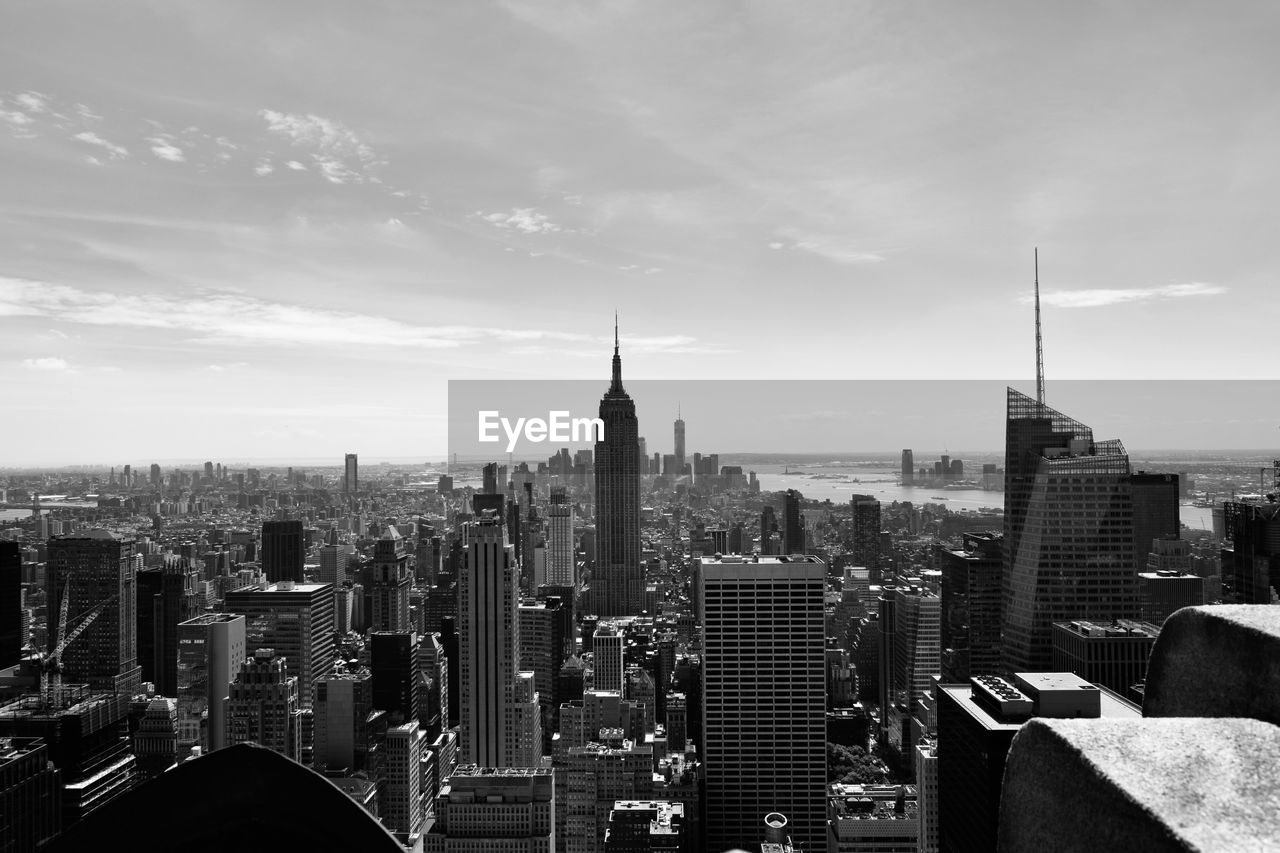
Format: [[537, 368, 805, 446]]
[[259, 109, 381, 183], [254, 159, 274, 176], [21, 356, 71, 371], [14, 92, 48, 113], [73, 131, 128, 159], [1028, 282, 1228, 308], [0, 277, 727, 355], [148, 135, 186, 162], [475, 207, 562, 233]]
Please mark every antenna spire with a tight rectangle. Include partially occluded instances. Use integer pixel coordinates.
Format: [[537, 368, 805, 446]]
[[609, 314, 624, 393], [1035, 247, 1045, 405]]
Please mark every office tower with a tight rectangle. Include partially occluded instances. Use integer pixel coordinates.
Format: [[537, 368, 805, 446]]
[[1050, 619, 1160, 696], [1, 542, 21, 668], [509, 671, 543, 767], [176, 613, 246, 756], [699, 555, 826, 853], [47, 531, 141, 695], [145, 558, 201, 697], [0, 738, 62, 852], [782, 490, 804, 555], [876, 595, 896, 746], [851, 498, 881, 571], [314, 664, 379, 773], [371, 632, 421, 727], [1221, 500, 1280, 604], [901, 449, 913, 486], [1131, 473, 1180, 566], [594, 322, 642, 617], [225, 648, 301, 760], [519, 599, 566, 750], [260, 519, 304, 584], [915, 741, 939, 853], [132, 696, 178, 781], [385, 722, 427, 836], [566, 739, 655, 853], [344, 453, 359, 495], [372, 533, 412, 633], [459, 507, 539, 767], [547, 487, 575, 588], [1002, 389, 1138, 673], [892, 583, 941, 706], [225, 582, 335, 710], [424, 767, 555, 852], [1138, 567, 1203, 624], [937, 532, 1003, 681], [604, 801, 687, 852], [673, 410, 685, 476], [122, 464, 132, 487], [483, 462, 499, 495], [936, 672, 1139, 853], [319, 534, 349, 588], [826, 784, 920, 851], [150, 464, 161, 486], [420, 633, 449, 739], [592, 622, 624, 693], [759, 506, 778, 555]]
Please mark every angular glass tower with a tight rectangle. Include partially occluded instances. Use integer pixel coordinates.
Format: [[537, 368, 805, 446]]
[[1001, 388, 1137, 673]]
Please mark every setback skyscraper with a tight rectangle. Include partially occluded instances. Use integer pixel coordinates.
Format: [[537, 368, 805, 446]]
[[593, 322, 642, 617]]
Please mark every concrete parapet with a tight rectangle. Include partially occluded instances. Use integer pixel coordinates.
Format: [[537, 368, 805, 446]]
[[998, 717, 1280, 852], [1144, 605, 1280, 724]]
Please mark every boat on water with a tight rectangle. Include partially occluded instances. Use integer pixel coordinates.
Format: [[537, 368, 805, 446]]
[[930, 496, 950, 501]]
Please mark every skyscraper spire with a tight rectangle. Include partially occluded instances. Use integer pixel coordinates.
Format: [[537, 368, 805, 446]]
[[1035, 247, 1045, 405], [610, 314, 624, 394]]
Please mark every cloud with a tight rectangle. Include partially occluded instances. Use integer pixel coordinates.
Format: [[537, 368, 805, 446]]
[[254, 160, 274, 176], [477, 207, 562, 233], [74, 103, 103, 122], [1, 108, 34, 126], [73, 131, 128, 159], [14, 92, 48, 113], [0, 276, 728, 356], [1029, 282, 1228, 308], [21, 357, 70, 371], [285, 160, 307, 170], [258, 109, 381, 183], [206, 362, 250, 372], [148, 136, 186, 162]]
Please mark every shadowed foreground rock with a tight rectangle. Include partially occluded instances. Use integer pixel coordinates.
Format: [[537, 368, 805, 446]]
[[45, 743, 404, 853], [1144, 605, 1280, 724], [998, 717, 1280, 852]]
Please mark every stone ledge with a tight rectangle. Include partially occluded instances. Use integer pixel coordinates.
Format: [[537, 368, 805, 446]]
[[1144, 605, 1280, 724], [997, 717, 1280, 853]]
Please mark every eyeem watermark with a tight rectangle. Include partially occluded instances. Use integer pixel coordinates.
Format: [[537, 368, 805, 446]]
[[478, 411, 604, 453]]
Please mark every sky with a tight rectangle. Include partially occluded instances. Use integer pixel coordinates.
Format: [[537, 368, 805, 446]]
[[1, 1, 1277, 464]]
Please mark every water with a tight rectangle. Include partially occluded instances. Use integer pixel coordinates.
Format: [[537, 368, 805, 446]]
[[752, 464, 1213, 531]]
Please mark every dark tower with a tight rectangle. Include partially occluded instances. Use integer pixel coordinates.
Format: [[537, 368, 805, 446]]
[[261, 520, 304, 584], [593, 317, 642, 617]]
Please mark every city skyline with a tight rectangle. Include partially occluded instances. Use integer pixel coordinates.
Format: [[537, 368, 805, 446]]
[[3, 2, 1278, 463]]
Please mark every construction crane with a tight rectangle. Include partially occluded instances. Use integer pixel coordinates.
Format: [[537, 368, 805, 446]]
[[40, 580, 119, 709]]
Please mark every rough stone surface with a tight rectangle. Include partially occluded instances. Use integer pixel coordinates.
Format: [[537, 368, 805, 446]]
[[998, 717, 1280, 853], [47, 743, 405, 853], [1144, 605, 1280, 724]]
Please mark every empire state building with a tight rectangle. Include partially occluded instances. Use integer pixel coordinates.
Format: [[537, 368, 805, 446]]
[[593, 321, 642, 617]]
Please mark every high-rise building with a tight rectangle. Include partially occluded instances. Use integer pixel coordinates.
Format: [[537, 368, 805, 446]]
[[594, 324, 642, 617], [260, 520, 305, 584], [131, 696, 178, 782], [424, 766, 555, 852], [759, 506, 778, 556], [1138, 568, 1203, 625], [225, 581, 335, 710], [519, 599, 565, 751], [1131, 473, 1180, 567], [459, 506, 539, 767], [47, 531, 141, 695], [225, 648, 301, 760], [592, 622, 624, 693], [482, 462, 499, 496], [1050, 619, 1160, 696], [319, 538, 350, 588], [901, 449, 914, 486], [372, 533, 412, 633], [371, 631, 421, 727], [699, 555, 826, 853], [892, 582, 941, 706], [937, 533, 1003, 682], [1221, 500, 1280, 604], [566, 739, 655, 853], [314, 664, 377, 773], [0, 737, 62, 852], [344, 453, 359, 495], [673, 410, 685, 477], [547, 487, 575, 588], [851, 498, 881, 572], [150, 464, 161, 486], [936, 672, 1139, 853], [141, 558, 201, 698], [782, 490, 804, 555], [384, 722, 427, 836], [1002, 389, 1139, 673], [176, 613, 246, 756], [0, 542, 22, 669]]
